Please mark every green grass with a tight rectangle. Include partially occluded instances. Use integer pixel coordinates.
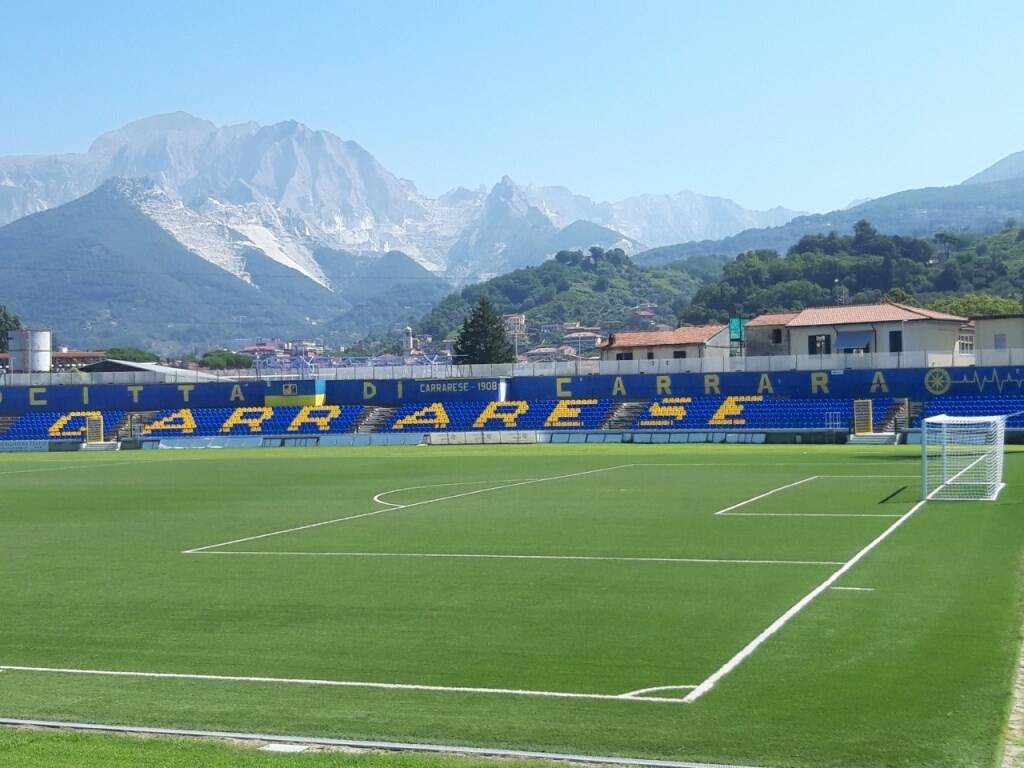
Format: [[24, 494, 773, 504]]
[[0, 444, 1022, 767], [0, 726, 525, 768]]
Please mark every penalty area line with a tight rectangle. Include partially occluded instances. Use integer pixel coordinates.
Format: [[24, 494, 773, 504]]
[[0, 665, 691, 704], [187, 551, 845, 566]]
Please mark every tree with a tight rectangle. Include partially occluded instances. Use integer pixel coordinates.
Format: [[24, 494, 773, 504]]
[[199, 349, 253, 370], [928, 293, 1023, 317], [0, 305, 22, 353], [452, 297, 515, 364], [105, 346, 160, 363]]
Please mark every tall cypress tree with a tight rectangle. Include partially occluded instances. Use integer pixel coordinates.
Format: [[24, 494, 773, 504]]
[[453, 297, 515, 364], [0, 305, 22, 353]]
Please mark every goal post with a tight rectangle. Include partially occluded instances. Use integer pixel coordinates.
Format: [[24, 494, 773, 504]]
[[921, 414, 1005, 501]]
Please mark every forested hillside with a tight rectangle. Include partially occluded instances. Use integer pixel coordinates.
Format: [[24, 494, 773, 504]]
[[419, 248, 728, 339], [681, 220, 1024, 322]]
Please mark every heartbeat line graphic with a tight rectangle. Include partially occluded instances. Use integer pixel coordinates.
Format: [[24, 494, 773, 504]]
[[950, 368, 1024, 393]]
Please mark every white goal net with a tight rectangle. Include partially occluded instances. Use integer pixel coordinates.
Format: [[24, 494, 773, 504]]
[[922, 414, 1006, 501]]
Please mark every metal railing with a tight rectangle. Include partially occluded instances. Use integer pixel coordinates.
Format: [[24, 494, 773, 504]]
[[1, 349, 1022, 386]]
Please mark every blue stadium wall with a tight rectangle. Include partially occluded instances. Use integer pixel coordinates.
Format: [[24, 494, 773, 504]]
[[1, 366, 1022, 415]]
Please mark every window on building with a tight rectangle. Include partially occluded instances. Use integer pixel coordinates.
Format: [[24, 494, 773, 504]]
[[615, 352, 633, 361], [958, 333, 974, 354], [808, 334, 831, 355], [647, 351, 655, 360], [771, 328, 783, 344], [994, 333, 1007, 350], [888, 330, 903, 353], [673, 350, 687, 359]]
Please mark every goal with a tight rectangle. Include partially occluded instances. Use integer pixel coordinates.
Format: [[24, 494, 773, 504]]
[[922, 414, 1005, 501]]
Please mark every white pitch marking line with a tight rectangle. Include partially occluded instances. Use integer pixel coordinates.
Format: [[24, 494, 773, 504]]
[[187, 551, 845, 566], [620, 684, 698, 697], [719, 512, 901, 518], [372, 480, 537, 508], [0, 665, 689, 704], [683, 496, 928, 704], [831, 586, 875, 592], [713, 476, 819, 515], [183, 465, 635, 554]]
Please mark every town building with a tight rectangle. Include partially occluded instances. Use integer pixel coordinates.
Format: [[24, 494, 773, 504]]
[[743, 303, 969, 357], [973, 314, 1024, 352], [599, 324, 730, 362]]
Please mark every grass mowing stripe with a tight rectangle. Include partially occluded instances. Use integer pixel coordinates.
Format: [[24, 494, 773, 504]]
[[684, 496, 928, 703], [184, 464, 633, 554], [0, 666, 694, 704], [190, 551, 845, 566]]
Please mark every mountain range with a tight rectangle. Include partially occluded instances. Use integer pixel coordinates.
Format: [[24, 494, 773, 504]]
[[2, 112, 1022, 351], [0, 112, 803, 348], [636, 157, 1024, 266]]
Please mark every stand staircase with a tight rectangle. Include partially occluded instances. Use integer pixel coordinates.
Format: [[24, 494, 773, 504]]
[[601, 401, 648, 430], [113, 411, 162, 441], [0, 415, 18, 439], [355, 406, 397, 433]]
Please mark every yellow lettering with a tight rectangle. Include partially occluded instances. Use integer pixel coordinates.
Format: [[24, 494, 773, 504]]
[[811, 372, 829, 394], [473, 400, 529, 428], [29, 387, 47, 406], [612, 376, 626, 397], [704, 374, 720, 395], [709, 395, 763, 426], [639, 397, 692, 427], [48, 411, 102, 438], [177, 384, 194, 403], [870, 370, 889, 394], [220, 406, 274, 433], [230, 384, 245, 402], [127, 385, 143, 404], [656, 375, 672, 396], [287, 405, 342, 432], [363, 381, 377, 400], [392, 402, 449, 430], [143, 408, 196, 435], [545, 399, 598, 428], [757, 373, 774, 395], [556, 377, 573, 398]]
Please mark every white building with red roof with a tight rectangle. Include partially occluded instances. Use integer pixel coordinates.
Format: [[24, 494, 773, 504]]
[[744, 302, 969, 358], [599, 324, 730, 362]]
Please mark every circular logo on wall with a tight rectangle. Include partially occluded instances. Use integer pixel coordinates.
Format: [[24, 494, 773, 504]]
[[924, 367, 951, 395]]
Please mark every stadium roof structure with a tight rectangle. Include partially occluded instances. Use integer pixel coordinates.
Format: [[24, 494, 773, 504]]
[[601, 324, 727, 349], [77, 359, 224, 381], [748, 302, 967, 328]]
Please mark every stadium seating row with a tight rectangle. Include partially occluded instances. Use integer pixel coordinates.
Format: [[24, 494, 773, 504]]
[[383, 399, 614, 432], [1, 410, 126, 441], [629, 397, 893, 430], [7, 395, 1020, 439], [916, 396, 1024, 428]]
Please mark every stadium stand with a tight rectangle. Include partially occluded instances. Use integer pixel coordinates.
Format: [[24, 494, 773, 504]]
[[630, 396, 880, 431], [916, 396, 1024, 429], [141, 406, 364, 436], [382, 399, 615, 432], [0, 410, 125, 441]]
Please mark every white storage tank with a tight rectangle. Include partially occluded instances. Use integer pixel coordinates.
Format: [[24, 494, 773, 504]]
[[9, 329, 52, 373]]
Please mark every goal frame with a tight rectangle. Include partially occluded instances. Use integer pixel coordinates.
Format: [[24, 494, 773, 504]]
[[921, 414, 1006, 502]]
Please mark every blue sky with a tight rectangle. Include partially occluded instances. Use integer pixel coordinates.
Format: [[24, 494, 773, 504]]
[[3, 0, 1022, 212]]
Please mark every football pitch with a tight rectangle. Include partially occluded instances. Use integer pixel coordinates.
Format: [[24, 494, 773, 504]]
[[1, 444, 1023, 767]]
